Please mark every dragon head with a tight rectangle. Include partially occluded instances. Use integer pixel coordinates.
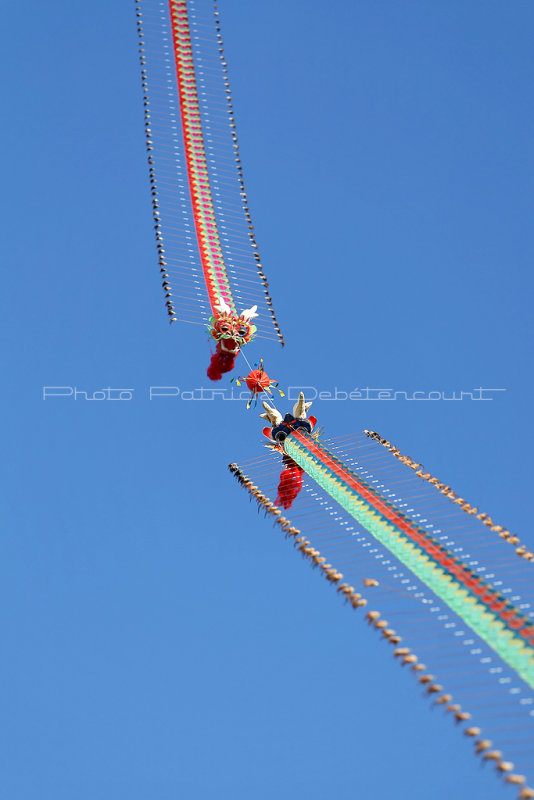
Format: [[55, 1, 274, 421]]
[[209, 300, 258, 354], [260, 392, 317, 445]]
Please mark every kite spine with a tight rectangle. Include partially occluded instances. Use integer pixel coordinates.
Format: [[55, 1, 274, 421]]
[[283, 430, 534, 688], [168, 0, 236, 315]]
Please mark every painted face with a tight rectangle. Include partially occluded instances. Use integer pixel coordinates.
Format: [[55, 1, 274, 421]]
[[210, 314, 255, 354]]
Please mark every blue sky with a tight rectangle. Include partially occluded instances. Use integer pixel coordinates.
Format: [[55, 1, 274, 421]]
[[3, 1, 534, 797]]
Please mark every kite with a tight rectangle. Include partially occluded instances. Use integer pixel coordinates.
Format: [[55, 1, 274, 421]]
[[135, 0, 284, 379], [134, 1, 534, 797], [229, 395, 534, 797]]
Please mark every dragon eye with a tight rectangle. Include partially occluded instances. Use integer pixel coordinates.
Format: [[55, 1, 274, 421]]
[[238, 327, 248, 336], [221, 324, 229, 332]]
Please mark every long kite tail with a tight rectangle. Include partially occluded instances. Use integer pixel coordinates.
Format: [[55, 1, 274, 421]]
[[135, 0, 284, 343], [230, 431, 534, 797]]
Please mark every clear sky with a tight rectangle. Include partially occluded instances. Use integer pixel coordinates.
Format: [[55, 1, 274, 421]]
[[2, 1, 534, 798]]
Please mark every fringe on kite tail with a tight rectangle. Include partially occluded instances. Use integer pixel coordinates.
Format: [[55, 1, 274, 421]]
[[206, 343, 238, 381], [227, 461, 533, 799], [364, 430, 534, 564], [276, 456, 303, 509], [135, 0, 177, 324]]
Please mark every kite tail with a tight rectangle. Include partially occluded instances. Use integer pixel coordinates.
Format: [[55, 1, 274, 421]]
[[276, 457, 303, 509], [207, 343, 238, 381]]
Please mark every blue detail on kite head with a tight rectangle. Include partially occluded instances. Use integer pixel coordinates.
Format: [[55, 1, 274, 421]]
[[271, 414, 312, 444]]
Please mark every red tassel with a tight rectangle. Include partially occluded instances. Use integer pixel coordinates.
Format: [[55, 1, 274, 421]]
[[207, 342, 238, 381], [276, 458, 303, 509]]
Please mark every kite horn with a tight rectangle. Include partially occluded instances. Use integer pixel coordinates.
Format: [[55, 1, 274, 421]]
[[240, 304, 258, 321], [292, 391, 312, 420], [214, 298, 232, 316], [259, 400, 283, 426]]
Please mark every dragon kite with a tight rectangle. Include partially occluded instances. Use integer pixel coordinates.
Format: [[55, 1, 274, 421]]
[[135, 1, 534, 796], [136, 0, 284, 380]]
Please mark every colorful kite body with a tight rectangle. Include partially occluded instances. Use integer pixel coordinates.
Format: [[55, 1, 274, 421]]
[[136, 0, 284, 379], [227, 394, 534, 792]]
